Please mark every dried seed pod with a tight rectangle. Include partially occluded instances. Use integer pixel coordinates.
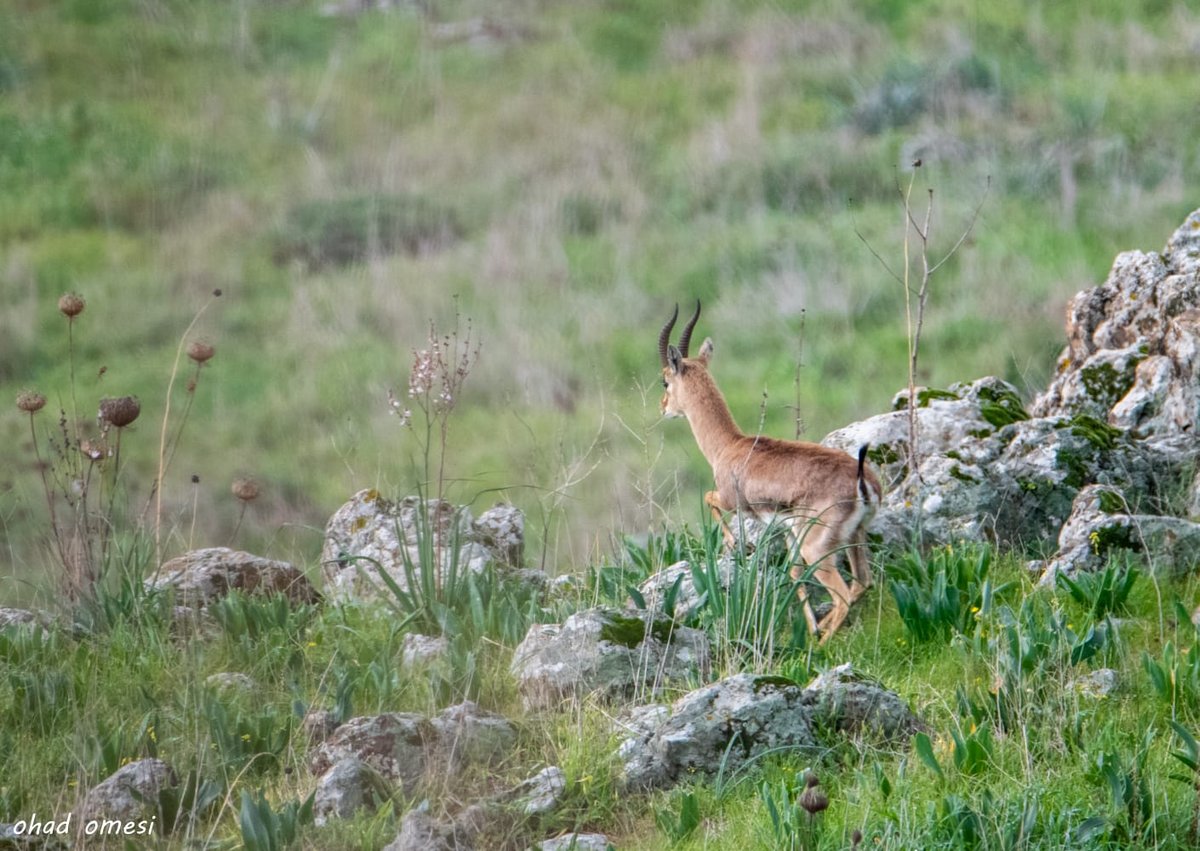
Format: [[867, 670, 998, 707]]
[[98, 396, 141, 428], [232, 477, 260, 502], [851, 829, 863, 848], [187, 340, 215, 364], [58, 293, 85, 318], [17, 390, 47, 414], [799, 774, 829, 815]]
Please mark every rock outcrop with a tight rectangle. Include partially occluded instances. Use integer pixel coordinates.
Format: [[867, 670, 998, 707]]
[[321, 490, 526, 599], [619, 666, 920, 790], [511, 607, 710, 710], [823, 208, 1200, 577], [146, 548, 318, 607]]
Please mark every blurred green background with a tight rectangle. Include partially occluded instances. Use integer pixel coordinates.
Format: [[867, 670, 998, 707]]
[[2, 0, 1197, 600]]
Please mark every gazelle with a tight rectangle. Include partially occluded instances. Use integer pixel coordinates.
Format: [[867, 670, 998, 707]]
[[658, 302, 881, 643]]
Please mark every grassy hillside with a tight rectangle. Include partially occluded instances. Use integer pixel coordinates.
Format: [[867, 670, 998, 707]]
[[2, 0, 1198, 592]]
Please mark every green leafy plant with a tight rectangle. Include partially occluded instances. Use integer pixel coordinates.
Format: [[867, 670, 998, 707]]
[[239, 788, 315, 851], [1144, 641, 1200, 710], [203, 697, 293, 776], [888, 544, 1008, 643], [656, 789, 701, 844], [1057, 560, 1139, 620]]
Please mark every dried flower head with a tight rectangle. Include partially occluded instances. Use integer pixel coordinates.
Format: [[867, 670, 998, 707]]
[[232, 477, 261, 502], [17, 390, 47, 414], [80, 439, 108, 462], [98, 396, 141, 428], [191, 474, 200, 484], [58, 293, 85, 318], [851, 829, 863, 848], [799, 774, 829, 815], [187, 340, 216, 364]]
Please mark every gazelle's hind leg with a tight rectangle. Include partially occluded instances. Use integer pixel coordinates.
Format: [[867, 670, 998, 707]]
[[846, 526, 873, 604], [793, 520, 856, 644], [704, 491, 735, 548]]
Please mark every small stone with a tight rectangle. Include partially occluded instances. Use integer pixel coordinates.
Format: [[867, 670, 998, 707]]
[[205, 672, 255, 695], [538, 833, 614, 851], [1072, 668, 1119, 699], [401, 634, 449, 668], [79, 759, 177, 824], [313, 757, 392, 826]]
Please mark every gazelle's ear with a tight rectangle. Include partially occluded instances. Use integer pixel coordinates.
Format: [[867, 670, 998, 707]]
[[667, 345, 683, 374], [697, 338, 714, 365]]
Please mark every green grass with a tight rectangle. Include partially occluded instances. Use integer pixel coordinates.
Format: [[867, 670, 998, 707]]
[[5, 537, 1200, 848]]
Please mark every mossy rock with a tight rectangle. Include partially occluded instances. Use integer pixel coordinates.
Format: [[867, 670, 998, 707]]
[[976, 384, 1030, 428], [599, 612, 674, 648], [1078, 357, 1144, 409]]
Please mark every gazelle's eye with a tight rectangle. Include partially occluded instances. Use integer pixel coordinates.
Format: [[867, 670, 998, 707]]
[[662, 379, 669, 389]]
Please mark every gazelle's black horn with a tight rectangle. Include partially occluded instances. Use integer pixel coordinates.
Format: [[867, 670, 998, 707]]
[[678, 300, 701, 358], [658, 304, 679, 367]]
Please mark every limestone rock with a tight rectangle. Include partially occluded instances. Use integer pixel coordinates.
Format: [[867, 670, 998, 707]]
[[309, 713, 434, 790], [429, 701, 516, 769], [302, 708, 340, 743], [313, 756, 392, 826], [384, 809, 457, 851], [620, 674, 818, 790], [537, 834, 614, 851], [1034, 209, 1200, 439], [79, 759, 177, 824], [473, 503, 525, 566], [1043, 484, 1200, 583], [511, 766, 567, 817], [1072, 668, 1119, 699], [511, 607, 709, 711], [401, 633, 449, 668], [0, 607, 47, 633], [204, 672, 255, 696], [146, 548, 317, 607], [383, 805, 488, 851], [321, 490, 522, 599], [804, 664, 924, 741]]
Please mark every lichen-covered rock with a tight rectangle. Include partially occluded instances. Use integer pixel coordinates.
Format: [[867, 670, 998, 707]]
[[147, 548, 318, 607], [1042, 484, 1200, 583], [302, 708, 340, 743], [473, 503, 525, 566], [313, 756, 392, 826], [79, 759, 177, 824], [384, 809, 458, 851], [511, 607, 709, 711], [429, 701, 516, 768], [1072, 668, 1119, 699], [309, 713, 434, 790], [804, 664, 924, 741], [321, 490, 523, 599], [619, 668, 920, 791], [510, 766, 567, 816], [619, 674, 818, 790], [824, 376, 1025, 488], [1034, 209, 1200, 439]]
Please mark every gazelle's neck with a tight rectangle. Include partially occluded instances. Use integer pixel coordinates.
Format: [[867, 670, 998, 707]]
[[684, 375, 744, 464]]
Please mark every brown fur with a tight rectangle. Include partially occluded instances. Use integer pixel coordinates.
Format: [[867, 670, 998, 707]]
[[662, 343, 881, 643]]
